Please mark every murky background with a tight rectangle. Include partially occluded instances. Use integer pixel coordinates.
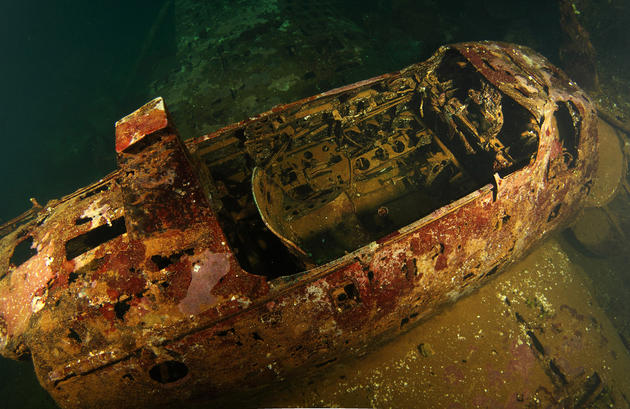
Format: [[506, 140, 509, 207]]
[[1, 0, 630, 408]]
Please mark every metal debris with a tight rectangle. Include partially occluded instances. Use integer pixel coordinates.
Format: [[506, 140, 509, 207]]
[[0, 41, 596, 408]]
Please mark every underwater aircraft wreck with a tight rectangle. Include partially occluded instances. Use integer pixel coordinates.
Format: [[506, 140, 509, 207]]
[[0, 41, 596, 408]]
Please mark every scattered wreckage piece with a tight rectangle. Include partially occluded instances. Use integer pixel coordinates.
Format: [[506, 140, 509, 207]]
[[0, 42, 596, 408]]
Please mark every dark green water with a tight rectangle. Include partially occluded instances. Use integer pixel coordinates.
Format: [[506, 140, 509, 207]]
[[0, 1, 174, 222], [1, 1, 629, 408]]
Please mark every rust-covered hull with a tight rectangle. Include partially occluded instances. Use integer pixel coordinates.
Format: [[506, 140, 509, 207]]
[[0, 42, 596, 408]]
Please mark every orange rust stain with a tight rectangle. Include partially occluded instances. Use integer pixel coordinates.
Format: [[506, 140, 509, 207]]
[[50, 271, 69, 291], [62, 259, 75, 273], [0, 251, 55, 337]]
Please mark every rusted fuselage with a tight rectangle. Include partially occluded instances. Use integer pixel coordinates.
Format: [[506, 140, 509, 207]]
[[0, 42, 596, 408]]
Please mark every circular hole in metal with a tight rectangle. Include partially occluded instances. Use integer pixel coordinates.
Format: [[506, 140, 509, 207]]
[[355, 157, 370, 170], [149, 360, 189, 384], [392, 140, 405, 153], [304, 151, 313, 159]]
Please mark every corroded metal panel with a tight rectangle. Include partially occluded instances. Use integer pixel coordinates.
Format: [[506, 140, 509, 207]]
[[0, 42, 597, 408]]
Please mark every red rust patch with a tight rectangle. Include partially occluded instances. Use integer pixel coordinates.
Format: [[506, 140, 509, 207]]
[[211, 270, 269, 301], [98, 240, 146, 277], [106, 288, 120, 301], [107, 275, 146, 297], [99, 303, 116, 323], [115, 98, 169, 153], [165, 261, 193, 302], [434, 250, 448, 271]]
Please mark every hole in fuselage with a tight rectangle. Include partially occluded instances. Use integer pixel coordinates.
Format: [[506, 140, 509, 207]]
[[554, 101, 580, 169], [150, 248, 194, 270], [65, 217, 126, 260], [75, 217, 92, 225], [9, 236, 37, 268], [149, 361, 189, 384]]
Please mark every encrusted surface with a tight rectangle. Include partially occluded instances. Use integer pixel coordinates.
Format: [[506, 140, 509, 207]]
[[247, 238, 630, 408], [0, 42, 597, 408]]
